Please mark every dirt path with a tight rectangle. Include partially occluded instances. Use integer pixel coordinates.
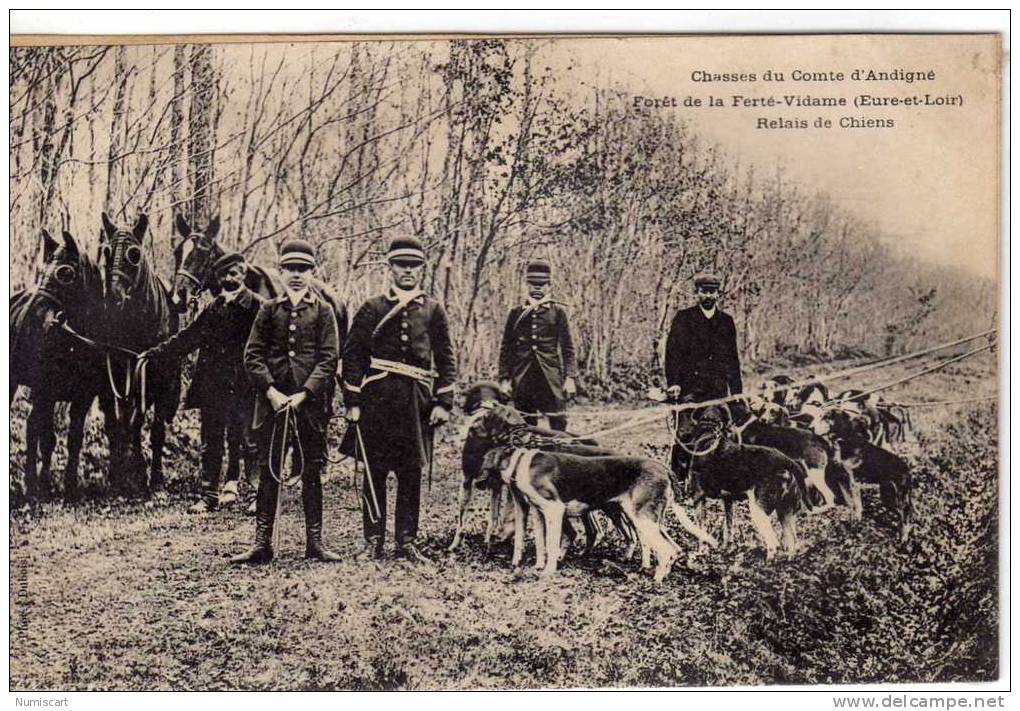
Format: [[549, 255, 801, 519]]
[[9, 355, 999, 689]]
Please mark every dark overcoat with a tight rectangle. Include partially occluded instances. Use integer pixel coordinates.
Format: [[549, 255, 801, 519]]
[[341, 291, 457, 470], [149, 288, 263, 410], [497, 301, 576, 410], [244, 291, 340, 430], [664, 305, 743, 400]]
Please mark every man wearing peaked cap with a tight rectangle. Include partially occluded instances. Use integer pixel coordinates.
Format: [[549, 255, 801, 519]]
[[231, 237, 342, 564], [139, 250, 264, 514], [498, 258, 577, 431], [341, 234, 457, 563], [663, 270, 743, 485]]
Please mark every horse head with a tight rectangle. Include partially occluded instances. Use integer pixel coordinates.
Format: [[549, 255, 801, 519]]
[[36, 230, 100, 324], [170, 213, 222, 311], [101, 212, 150, 308]]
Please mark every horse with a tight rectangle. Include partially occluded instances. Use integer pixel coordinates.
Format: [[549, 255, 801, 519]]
[[10, 230, 106, 502], [99, 212, 182, 495], [169, 215, 349, 461]]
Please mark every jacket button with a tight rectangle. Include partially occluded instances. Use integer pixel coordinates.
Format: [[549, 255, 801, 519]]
[[288, 337, 295, 344], [288, 350, 295, 357], [531, 346, 537, 351], [290, 312, 296, 319], [289, 324, 296, 331], [400, 334, 409, 342], [401, 322, 408, 329]]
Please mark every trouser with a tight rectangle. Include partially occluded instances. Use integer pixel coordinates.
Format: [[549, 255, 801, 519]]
[[361, 459, 422, 547], [224, 411, 258, 485], [522, 412, 567, 432], [514, 367, 568, 432], [254, 409, 327, 537], [199, 401, 258, 503]]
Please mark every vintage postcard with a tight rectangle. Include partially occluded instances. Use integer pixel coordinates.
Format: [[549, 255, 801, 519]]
[[8, 29, 1002, 692]]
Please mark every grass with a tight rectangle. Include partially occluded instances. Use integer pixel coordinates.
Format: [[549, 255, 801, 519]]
[[8, 354, 999, 689]]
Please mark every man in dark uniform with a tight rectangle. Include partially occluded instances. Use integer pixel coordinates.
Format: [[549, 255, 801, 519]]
[[140, 252, 263, 513], [664, 272, 743, 481], [497, 259, 577, 431], [342, 236, 456, 563], [230, 239, 341, 564]]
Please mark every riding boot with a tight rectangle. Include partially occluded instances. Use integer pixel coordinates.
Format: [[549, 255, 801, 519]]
[[302, 470, 341, 561], [240, 457, 260, 514], [229, 473, 277, 564]]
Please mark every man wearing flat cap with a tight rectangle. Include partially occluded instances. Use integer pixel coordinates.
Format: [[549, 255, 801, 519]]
[[664, 271, 743, 481], [141, 251, 264, 513], [498, 259, 577, 431], [232, 238, 341, 564], [341, 235, 457, 563]]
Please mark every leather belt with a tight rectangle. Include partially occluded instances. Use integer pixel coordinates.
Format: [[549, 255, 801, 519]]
[[366, 357, 437, 390]]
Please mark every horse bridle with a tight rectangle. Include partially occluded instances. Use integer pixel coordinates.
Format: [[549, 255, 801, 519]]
[[107, 229, 148, 299], [174, 232, 220, 296]]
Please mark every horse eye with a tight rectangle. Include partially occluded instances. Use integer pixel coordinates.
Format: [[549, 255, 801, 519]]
[[125, 245, 142, 266], [54, 265, 76, 285]]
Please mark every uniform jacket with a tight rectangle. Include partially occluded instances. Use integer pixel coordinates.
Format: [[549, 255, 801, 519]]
[[245, 290, 340, 429], [342, 290, 457, 410], [149, 287, 264, 410], [497, 301, 576, 403], [664, 305, 743, 400]]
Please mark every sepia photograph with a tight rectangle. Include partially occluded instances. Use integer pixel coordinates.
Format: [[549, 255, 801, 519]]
[[7, 12, 1005, 695]]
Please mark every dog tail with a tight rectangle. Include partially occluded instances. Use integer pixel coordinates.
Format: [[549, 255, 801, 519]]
[[670, 500, 718, 548], [660, 462, 718, 548]]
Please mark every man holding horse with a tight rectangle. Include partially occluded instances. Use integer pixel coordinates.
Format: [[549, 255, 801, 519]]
[[341, 236, 457, 563], [231, 239, 341, 564], [140, 252, 264, 513]]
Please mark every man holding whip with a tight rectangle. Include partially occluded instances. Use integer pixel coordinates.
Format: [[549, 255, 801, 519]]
[[341, 236, 457, 563], [230, 239, 341, 565]]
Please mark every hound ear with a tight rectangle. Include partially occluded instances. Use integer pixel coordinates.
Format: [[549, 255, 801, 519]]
[[62, 231, 79, 256], [41, 230, 59, 261], [175, 214, 190, 239], [133, 214, 149, 242], [206, 215, 220, 240], [101, 212, 116, 238]]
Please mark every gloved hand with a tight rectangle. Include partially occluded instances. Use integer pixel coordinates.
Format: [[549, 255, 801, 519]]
[[266, 386, 290, 412], [287, 391, 308, 410], [667, 385, 683, 402], [429, 405, 451, 427], [564, 377, 577, 399]]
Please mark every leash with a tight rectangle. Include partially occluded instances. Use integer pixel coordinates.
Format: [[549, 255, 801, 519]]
[[552, 330, 999, 444], [823, 342, 996, 407], [883, 395, 997, 408], [266, 403, 306, 552], [354, 423, 382, 525], [268, 404, 305, 486], [427, 425, 436, 493], [61, 321, 141, 358], [673, 425, 725, 457]]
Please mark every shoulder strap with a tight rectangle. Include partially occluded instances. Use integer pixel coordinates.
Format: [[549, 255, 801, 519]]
[[371, 289, 423, 339]]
